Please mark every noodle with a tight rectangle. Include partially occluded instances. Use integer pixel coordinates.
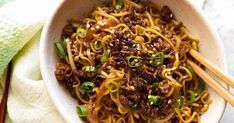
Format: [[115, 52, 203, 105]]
[[54, 0, 211, 122]]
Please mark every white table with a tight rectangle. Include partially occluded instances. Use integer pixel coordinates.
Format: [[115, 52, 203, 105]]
[[203, 0, 234, 122]]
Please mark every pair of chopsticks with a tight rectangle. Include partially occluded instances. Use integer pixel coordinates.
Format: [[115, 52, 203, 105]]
[[0, 62, 12, 123], [187, 49, 234, 107]]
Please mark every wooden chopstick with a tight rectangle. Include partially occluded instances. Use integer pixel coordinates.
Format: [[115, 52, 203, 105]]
[[187, 59, 234, 107], [190, 49, 234, 88], [0, 62, 12, 123]]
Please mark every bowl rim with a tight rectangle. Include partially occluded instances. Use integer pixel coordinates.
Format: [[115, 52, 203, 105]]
[[39, 0, 228, 122]]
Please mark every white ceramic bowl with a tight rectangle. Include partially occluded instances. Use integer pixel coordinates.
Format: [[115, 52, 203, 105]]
[[40, 0, 228, 122]]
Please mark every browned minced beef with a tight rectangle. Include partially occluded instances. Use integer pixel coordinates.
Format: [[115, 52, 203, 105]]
[[55, 62, 77, 97], [62, 24, 76, 37], [73, 69, 97, 79], [55, 62, 72, 81], [160, 6, 174, 22]]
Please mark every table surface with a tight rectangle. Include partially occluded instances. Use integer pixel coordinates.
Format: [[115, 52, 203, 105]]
[[203, 0, 234, 122]]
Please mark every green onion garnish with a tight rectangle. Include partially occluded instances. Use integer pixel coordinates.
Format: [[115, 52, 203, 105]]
[[77, 26, 87, 38], [116, 0, 124, 9], [152, 83, 159, 88], [94, 40, 102, 50], [126, 55, 142, 67], [187, 64, 195, 77], [188, 90, 196, 104], [101, 49, 111, 63], [148, 95, 160, 105], [175, 77, 179, 82], [85, 66, 97, 72], [55, 41, 66, 59], [175, 96, 184, 109], [79, 82, 95, 94], [195, 80, 205, 97], [76, 105, 88, 117], [149, 52, 164, 66]]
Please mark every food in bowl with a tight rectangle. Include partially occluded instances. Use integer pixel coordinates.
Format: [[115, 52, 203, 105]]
[[54, 0, 212, 122]]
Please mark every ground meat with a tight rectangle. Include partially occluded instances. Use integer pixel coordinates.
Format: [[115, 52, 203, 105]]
[[119, 90, 140, 109], [55, 62, 72, 81], [65, 78, 77, 98], [119, 95, 133, 108], [140, 101, 160, 117], [110, 57, 127, 69], [62, 24, 76, 37], [73, 69, 97, 79], [130, 78, 148, 91], [179, 42, 191, 55], [73, 69, 85, 77], [153, 38, 172, 53], [160, 6, 174, 22], [174, 22, 184, 31], [93, 75, 105, 86], [138, 64, 162, 82], [158, 99, 174, 115], [122, 10, 145, 29]]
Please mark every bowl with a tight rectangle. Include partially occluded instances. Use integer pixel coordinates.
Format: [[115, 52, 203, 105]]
[[40, 0, 228, 122]]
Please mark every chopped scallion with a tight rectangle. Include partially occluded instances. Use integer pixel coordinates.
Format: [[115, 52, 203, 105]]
[[188, 90, 195, 104], [77, 26, 87, 38], [126, 55, 142, 67], [85, 66, 97, 72], [94, 40, 102, 50], [101, 49, 111, 63], [149, 52, 164, 66], [55, 41, 66, 59], [79, 82, 95, 94], [187, 65, 195, 77], [76, 105, 88, 117], [195, 80, 205, 97], [175, 97, 184, 109], [152, 83, 159, 88], [116, 0, 124, 9], [148, 95, 160, 105]]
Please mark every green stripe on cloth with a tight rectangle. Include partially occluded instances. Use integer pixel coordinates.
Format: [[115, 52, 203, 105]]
[[0, 0, 14, 6]]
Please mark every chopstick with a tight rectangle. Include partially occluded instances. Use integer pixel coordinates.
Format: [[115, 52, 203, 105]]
[[190, 49, 234, 88], [0, 62, 12, 123], [187, 59, 234, 107]]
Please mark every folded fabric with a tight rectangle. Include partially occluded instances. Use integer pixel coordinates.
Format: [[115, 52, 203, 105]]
[[8, 31, 64, 123], [0, 0, 64, 123], [0, 0, 204, 122]]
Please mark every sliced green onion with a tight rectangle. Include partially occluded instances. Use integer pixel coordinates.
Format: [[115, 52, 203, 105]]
[[187, 65, 195, 77], [76, 105, 88, 117], [116, 0, 124, 9], [126, 55, 142, 67], [148, 95, 160, 105], [175, 97, 184, 109], [175, 77, 179, 82], [195, 80, 205, 97], [77, 26, 87, 38], [101, 49, 111, 63], [188, 90, 195, 104], [55, 41, 66, 59], [85, 66, 97, 72], [101, 0, 112, 7], [149, 52, 164, 66], [152, 83, 159, 88], [105, 81, 119, 93], [79, 82, 95, 94], [94, 40, 102, 50]]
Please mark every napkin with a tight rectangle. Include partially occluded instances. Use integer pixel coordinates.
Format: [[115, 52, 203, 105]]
[[0, 0, 205, 122], [0, 0, 64, 123]]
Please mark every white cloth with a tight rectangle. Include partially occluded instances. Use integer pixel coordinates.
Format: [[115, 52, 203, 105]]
[[0, 0, 204, 123], [0, 0, 64, 123]]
